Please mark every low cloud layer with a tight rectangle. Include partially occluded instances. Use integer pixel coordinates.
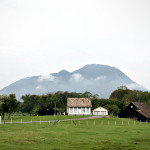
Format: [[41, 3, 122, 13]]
[[36, 85, 43, 90], [95, 76, 107, 81], [126, 83, 147, 91], [70, 73, 83, 81], [37, 75, 56, 82]]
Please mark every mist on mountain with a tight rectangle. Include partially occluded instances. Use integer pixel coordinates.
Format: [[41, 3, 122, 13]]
[[0, 64, 147, 99]]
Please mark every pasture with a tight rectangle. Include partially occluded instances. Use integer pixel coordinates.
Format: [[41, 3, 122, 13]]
[[0, 116, 150, 150]]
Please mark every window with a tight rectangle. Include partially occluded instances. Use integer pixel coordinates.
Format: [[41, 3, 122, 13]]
[[82, 107, 85, 113], [86, 107, 89, 113], [78, 107, 81, 114], [74, 107, 77, 113], [70, 107, 73, 113]]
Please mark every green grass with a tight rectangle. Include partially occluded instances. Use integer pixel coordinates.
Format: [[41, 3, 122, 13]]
[[2, 115, 92, 123], [0, 117, 150, 150]]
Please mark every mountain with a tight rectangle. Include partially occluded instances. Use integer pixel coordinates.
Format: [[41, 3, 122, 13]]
[[0, 64, 147, 99]]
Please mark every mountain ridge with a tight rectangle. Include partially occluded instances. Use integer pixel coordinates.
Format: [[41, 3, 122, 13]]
[[0, 64, 147, 99]]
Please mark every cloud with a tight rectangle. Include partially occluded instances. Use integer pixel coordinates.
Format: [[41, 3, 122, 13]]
[[36, 85, 43, 90], [70, 73, 83, 81], [126, 83, 147, 91], [95, 76, 107, 80], [37, 75, 55, 82], [127, 83, 141, 89]]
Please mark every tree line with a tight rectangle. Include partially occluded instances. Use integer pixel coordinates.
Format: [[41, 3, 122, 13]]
[[0, 86, 150, 119]]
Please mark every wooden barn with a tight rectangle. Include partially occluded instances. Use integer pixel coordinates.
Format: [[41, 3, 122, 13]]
[[37, 107, 59, 116], [118, 102, 150, 122], [67, 98, 92, 115]]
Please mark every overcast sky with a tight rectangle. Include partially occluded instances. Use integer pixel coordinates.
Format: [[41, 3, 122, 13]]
[[0, 0, 150, 90]]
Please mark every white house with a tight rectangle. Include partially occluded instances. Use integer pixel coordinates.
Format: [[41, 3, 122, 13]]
[[67, 98, 92, 115], [93, 107, 108, 115]]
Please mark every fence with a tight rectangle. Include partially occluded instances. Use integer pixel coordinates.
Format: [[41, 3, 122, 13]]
[[0, 118, 150, 126]]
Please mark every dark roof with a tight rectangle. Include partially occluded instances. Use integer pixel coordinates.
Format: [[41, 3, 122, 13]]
[[132, 102, 150, 118], [67, 98, 92, 107]]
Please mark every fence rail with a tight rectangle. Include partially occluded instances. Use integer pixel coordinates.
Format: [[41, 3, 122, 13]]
[[1, 119, 150, 126]]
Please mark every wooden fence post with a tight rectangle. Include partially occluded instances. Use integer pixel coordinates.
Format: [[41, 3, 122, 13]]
[[0, 116, 1, 125]]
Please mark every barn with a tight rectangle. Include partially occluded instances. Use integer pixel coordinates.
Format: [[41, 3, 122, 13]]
[[93, 107, 108, 115], [67, 98, 92, 115], [118, 102, 150, 122], [37, 107, 59, 116]]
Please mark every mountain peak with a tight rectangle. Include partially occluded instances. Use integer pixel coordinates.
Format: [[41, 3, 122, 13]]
[[0, 64, 147, 99], [51, 70, 70, 77], [58, 70, 70, 74]]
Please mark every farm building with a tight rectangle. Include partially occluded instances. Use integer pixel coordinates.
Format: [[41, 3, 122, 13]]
[[67, 98, 92, 115], [93, 107, 108, 115], [118, 102, 150, 122], [37, 107, 59, 116]]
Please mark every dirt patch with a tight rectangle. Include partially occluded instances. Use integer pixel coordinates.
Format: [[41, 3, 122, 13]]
[[17, 139, 34, 144]]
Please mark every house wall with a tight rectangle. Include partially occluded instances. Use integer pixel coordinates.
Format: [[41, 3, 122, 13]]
[[93, 107, 108, 115], [67, 107, 91, 115]]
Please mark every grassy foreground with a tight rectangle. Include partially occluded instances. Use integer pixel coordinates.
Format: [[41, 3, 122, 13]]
[[0, 116, 150, 150], [2, 115, 92, 123]]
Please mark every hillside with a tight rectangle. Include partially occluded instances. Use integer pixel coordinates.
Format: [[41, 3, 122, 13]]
[[0, 64, 147, 99]]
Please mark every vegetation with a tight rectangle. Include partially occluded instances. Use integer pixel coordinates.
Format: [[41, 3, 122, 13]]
[[109, 86, 150, 110], [0, 117, 150, 150], [1, 115, 92, 123], [0, 87, 150, 149], [0, 94, 20, 119], [1, 86, 150, 118]]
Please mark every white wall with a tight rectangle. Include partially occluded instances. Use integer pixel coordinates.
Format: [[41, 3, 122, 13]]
[[67, 107, 91, 115], [93, 107, 108, 115]]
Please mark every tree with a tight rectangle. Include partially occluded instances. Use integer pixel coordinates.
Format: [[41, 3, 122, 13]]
[[105, 104, 120, 116], [0, 94, 20, 119], [109, 87, 131, 101], [109, 87, 132, 110], [0, 95, 9, 119], [21, 94, 43, 115], [81, 91, 93, 98]]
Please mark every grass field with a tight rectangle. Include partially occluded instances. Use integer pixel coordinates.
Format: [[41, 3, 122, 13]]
[[0, 116, 150, 150], [2, 115, 92, 123]]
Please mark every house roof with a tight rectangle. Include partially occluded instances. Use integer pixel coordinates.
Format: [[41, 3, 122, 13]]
[[67, 98, 92, 107], [132, 102, 150, 118], [93, 107, 108, 111]]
